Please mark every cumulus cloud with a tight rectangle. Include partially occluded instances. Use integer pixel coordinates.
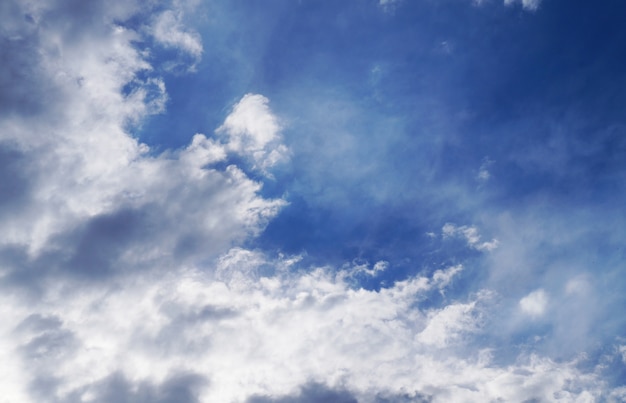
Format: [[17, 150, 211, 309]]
[[0, 0, 621, 402], [217, 94, 289, 176], [0, 251, 608, 402], [0, 0, 288, 290]]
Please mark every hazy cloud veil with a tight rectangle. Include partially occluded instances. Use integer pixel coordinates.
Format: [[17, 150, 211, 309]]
[[1, 0, 625, 402]]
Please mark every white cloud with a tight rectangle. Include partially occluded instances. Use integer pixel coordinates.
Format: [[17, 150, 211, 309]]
[[432, 264, 463, 292], [519, 289, 549, 318], [150, 9, 203, 69], [0, 0, 286, 271], [0, 0, 620, 401], [417, 293, 486, 348], [442, 223, 499, 252], [217, 94, 289, 176], [0, 254, 608, 402], [344, 260, 389, 278]]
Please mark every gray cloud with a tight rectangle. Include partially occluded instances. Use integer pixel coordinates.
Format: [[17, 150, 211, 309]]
[[0, 145, 32, 213], [37, 371, 207, 403], [247, 383, 357, 403]]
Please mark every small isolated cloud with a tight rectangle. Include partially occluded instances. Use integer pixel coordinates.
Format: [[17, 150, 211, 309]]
[[472, 0, 541, 11], [442, 223, 499, 252], [504, 0, 541, 11], [565, 275, 591, 296], [477, 158, 494, 183], [346, 260, 389, 278], [217, 94, 289, 175], [378, 0, 401, 12], [439, 40, 454, 55], [519, 289, 549, 318]]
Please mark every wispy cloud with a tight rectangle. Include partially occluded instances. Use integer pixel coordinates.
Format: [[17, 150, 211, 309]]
[[504, 0, 542, 11], [442, 223, 499, 252], [150, 8, 203, 71]]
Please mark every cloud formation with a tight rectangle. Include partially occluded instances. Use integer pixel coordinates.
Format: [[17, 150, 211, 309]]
[[0, 249, 609, 402], [217, 94, 289, 176], [1, 0, 625, 402]]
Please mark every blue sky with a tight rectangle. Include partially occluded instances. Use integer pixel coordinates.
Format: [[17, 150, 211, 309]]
[[1, 0, 625, 401]]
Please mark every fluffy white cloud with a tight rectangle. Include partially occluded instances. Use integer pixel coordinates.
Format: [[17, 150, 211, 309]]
[[217, 94, 289, 176], [0, 0, 286, 270], [0, 251, 608, 402], [0, 1, 621, 402], [519, 289, 549, 318]]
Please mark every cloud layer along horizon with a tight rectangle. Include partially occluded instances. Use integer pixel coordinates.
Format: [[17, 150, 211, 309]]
[[1, 0, 625, 402]]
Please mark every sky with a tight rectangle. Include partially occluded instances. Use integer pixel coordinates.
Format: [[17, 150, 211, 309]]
[[1, 0, 625, 402]]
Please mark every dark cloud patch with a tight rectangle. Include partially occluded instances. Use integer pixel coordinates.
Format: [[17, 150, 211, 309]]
[[374, 392, 432, 402], [151, 303, 239, 354], [15, 313, 78, 363], [0, 244, 61, 300], [29, 375, 64, 402], [15, 313, 63, 334], [247, 382, 358, 403], [160, 302, 238, 323], [64, 208, 150, 278], [20, 327, 77, 361], [0, 1, 65, 119], [59, 371, 207, 403], [0, 144, 33, 214], [0, 208, 154, 294], [0, 36, 48, 117]]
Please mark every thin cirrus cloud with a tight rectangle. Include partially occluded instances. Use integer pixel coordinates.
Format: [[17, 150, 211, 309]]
[[1, 0, 625, 402], [383, 0, 542, 10]]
